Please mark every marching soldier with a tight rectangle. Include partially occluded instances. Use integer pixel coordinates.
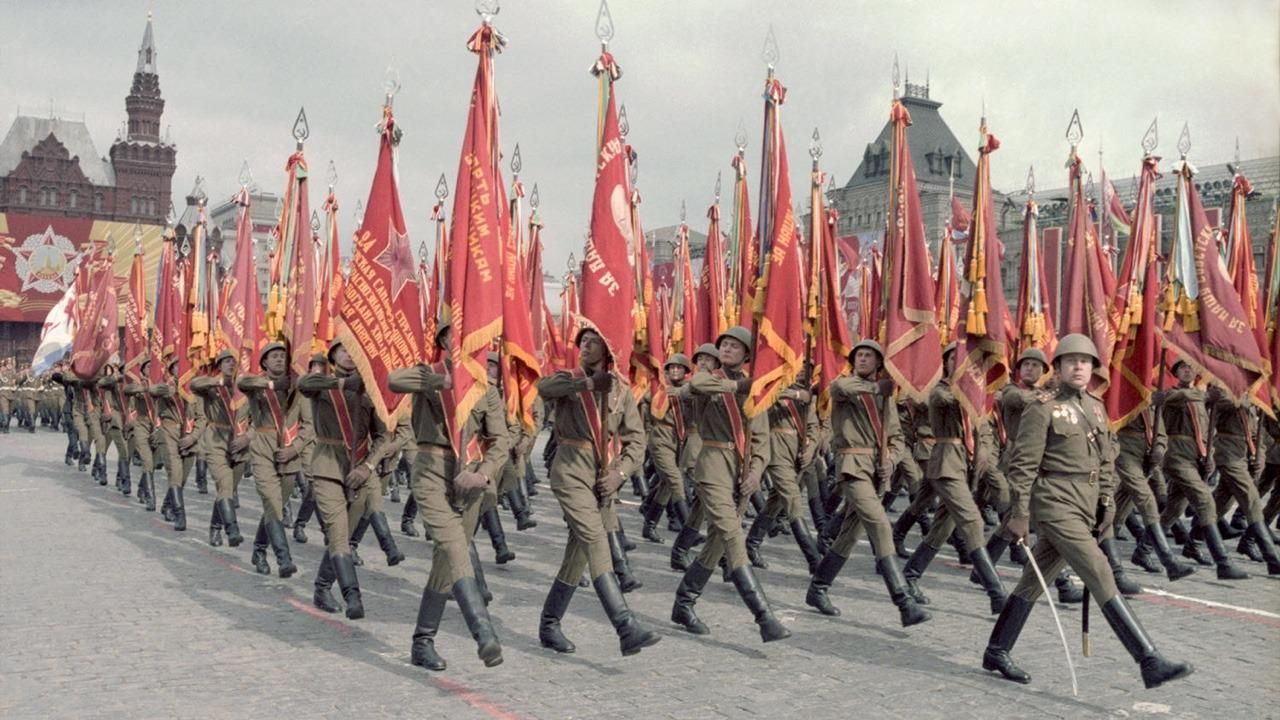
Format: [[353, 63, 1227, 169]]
[[902, 342, 1008, 613], [535, 328, 660, 657], [982, 335, 1192, 690], [150, 356, 194, 531], [190, 350, 250, 548], [291, 353, 328, 544], [494, 352, 539, 534], [670, 326, 790, 643], [1205, 387, 1280, 574], [98, 363, 134, 495], [476, 352, 516, 564], [804, 340, 931, 627], [388, 326, 506, 671], [667, 343, 719, 571], [0, 360, 13, 432], [298, 340, 388, 620], [123, 360, 160, 512], [640, 353, 693, 544], [1158, 360, 1248, 579], [237, 342, 302, 578]]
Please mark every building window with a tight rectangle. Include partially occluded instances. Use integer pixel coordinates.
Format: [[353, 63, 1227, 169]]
[[51, 189, 58, 206], [94, 194, 103, 212], [18, 187, 26, 204], [131, 198, 138, 215], [69, 191, 77, 209]]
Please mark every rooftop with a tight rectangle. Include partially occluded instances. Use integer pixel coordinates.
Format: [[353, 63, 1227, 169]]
[[0, 115, 116, 186]]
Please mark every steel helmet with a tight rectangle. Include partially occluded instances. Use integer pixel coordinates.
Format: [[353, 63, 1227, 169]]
[[1015, 347, 1049, 372], [259, 341, 287, 370], [848, 339, 884, 366], [1053, 334, 1100, 368], [715, 326, 753, 358], [665, 353, 693, 372]]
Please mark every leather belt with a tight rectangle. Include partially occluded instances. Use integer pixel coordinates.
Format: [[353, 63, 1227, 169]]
[[934, 437, 965, 446], [558, 438, 594, 450], [417, 442, 455, 457], [702, 440, 736, 449], [837, 447, 875, 455]]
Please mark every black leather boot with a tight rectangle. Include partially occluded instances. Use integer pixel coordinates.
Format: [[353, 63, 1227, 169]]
[[331, 553, 365, 619], [217, 498, 243, 547], [670, 496, 690, 531], [141, 473, 156, 511], [791, 518, 823, 575], [539, 580, 577, 653], [729, 565, 790, 642], [969, 547, 1008, 614], [401, 495, 420, 536], [118, 456, 131, 496], [160, 487, 176, 522], [172, 486, 187, 532], [265, 518, 297, 578], [349, 516, 370, 566], [524, 460, 538, 497], [745, 511, 771, 569], [468, 542, 493, 604], [618, 524, 637, 551], [631, 471, 649, 499], [1101, 596, 1194, 689], [77, 442, 89, 472], [608, 531, 643, 592], [410, 587, 448, 671], [1236, 529, 1262, 562], [1145, 524, 1195, 581], [251, 519, 271, 574], [507, 489, 537, 531], [208, 502, 224, 546], [671, 561, 713, 633], [641, 500, 665, 544], [902, 542, 939, 605], [1180, 523, 1214, 566], [1246, 521, 1280, 575], [879, 555, 932, 626], [453, 577, 503, 667], [982, 594, 1033, 684], [808, 495, 828, 535], [970, 532, 1011, 584], [481, 508, 515, 564], [594, 574, 661, 656], [1203, 523, 1249, 580], [805, 551, 847, 616], [1054, 572, 1084, 603], [1130, 533, 1164, 574], [313, 552, 340, 613], [669, 524, 702, 571], [294, 495, 315, 543], [892, 509, 917, 559], [1100, 538, 1143, 595], [195, 458, 208, 494], [1217, 517, 1243, 540], [95, 454, 108, 485], [368, 512, 405, 566]]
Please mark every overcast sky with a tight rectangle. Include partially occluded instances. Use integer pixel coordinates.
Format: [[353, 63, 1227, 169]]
[[4, 0, 1277, 273]]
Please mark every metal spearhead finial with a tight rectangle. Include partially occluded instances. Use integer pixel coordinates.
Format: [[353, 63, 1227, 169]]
[[1065, 109, 1083, 148], [1025, 165, 1036, 196], [166, 202, 177, 228], [435, 173, 449, 201], [1085, 172, 1095, 200], [193, 176, 208, 205], [762, 25, 779, 69], [511, 143, 522, 176], [567, 252, 576, 271], [475, 0, 500, 21], [595, 0, 614, 45], [530, 183, 540, 210], [892, 53, 900, 98], [618, 104, 630, 138], [133, 223, 144, 251], [326, 160, 338, 189], [292, 107, 310, 145], [714, 171, 722, 202], [1141, 117, 1158, 155], [419, 239, 428, 261], [826, 174, 835, 197], [809, 127, 822, 161], [384, 63, 402, 105], [238, 160, 253, 188], [680, 201, 687, 223], [734, 118, 748, 152], [1234, 137, 1240, 165], [310, 210, 321, 234], [353, 200, 365, 226], [628, 150, 638, 186], [1177, 123, 1191, 158]]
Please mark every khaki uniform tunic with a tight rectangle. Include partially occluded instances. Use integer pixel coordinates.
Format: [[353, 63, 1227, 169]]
[[238, 372, 303, 523], [826, 374, 905, 559]]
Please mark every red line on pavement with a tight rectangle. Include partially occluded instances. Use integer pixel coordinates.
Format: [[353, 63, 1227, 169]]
[[429, 675, 524, 720], [285, 596, 354, 635], [1136, 592, 1280, 629]]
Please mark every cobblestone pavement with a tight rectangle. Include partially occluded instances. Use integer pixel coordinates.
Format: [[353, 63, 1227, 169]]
[[2, 429, 1277, 720]]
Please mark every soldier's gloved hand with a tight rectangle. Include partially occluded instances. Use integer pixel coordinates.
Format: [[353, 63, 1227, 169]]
[[1249, 456, 1264, 481], [179, 434, 197, 453], [875, 459, 893, 486], [1005, 514, 1030, 543], [790, 389, 812, 404], [440, 372, 453, 390], [589, 370, 613, 395], [1146, 449, 1165, 470], [453, 470, 488, 494], [228, 434, 250, 455], [274, 445, 299, 464], [340, 373, 364, 395], [344, 463, 373, 490], [738, 469, 763, 499], [735, 377, 752, 395], [594, 469, 626, 501]]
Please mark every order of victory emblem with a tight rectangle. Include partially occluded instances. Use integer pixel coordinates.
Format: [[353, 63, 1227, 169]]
[[9, 225, 81, 294]]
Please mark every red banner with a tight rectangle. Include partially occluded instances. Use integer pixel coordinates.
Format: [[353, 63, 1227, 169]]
[[953, 128, 1010, 421], [580, 52, 635, 373], [71, 250, 117, 379], [337, 104, 423, 426], [1224, 174, 1272, 415], [731, 152, 757, 327], [1014, 197, 1056, 358], [502, 180, 542, 431], [444, 23, 507, 450], [219, 188, 264, 375], [149, 231, 185, 385], [1106, 155, 1161, 428], [935, 218, 961, 346], [1060, 150, 1115, 389], [630, 189, 666, 414], [314, 190, 343, 353], [698, 201, 728, 345], [123, 246, 147, 378], [816, 208, 852, 414], [880, 100, 941, 400]]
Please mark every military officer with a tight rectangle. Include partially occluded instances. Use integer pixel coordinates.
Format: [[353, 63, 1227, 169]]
[[982, 334, 1192, 690], [670, 326, 790, 643], [535, 328, 660, 657]]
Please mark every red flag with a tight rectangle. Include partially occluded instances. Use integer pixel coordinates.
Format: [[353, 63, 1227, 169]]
[[880, 100, 942, 400], [1106, 155, 1162, 427], [559, 270, 581, 369], [746, 77, 805, 417], [731, 150, 757, 327], [816, 207, 853, 414], [1264, 203, 1280, 407], [502, 178, 543, 431], [443, 23, 507, 451], [1014, 194, 1057, 358], [219, 188, 265, 376], [313, 190, 342, 352], [953, 127, 1010, 421], [527, 219, 550, 369], [71, 248, 118, 380], [858, 247, 882, 341], [669, 222, 698, 358], [149, 231, 184, 384], [1159, 161, 1267, 405], [579, 51, 635, 372], [337, 104, 424, 426], [697, 201, 729, 344], [934, 215, 961, 346], [272, 149, 317, 375], [184, 214, 215, 376], [1224, 174, 1272, 415], [1059, 150, 1115, 388], [123, 242, 147, 379], [627, 188, 665, 412], [423, 199, 448, 363]]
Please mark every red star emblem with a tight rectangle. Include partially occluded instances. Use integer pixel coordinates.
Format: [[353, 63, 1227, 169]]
[[374, 224, 417, 299]]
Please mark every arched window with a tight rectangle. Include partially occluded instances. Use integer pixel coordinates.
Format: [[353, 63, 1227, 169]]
[[94, 194, 103, 212], [18, 187, 26, 204], [69, 191, 78, 209], [130, 197, 138, 215]]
